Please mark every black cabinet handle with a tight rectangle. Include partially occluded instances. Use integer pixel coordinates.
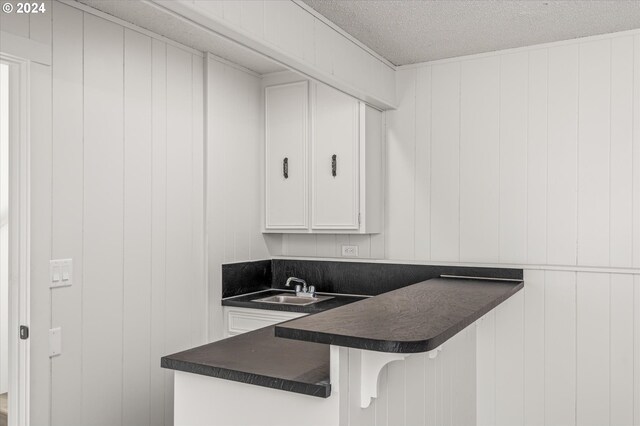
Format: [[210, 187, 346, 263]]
[[283, 157, 288, 179], [332, 154, 337, 177]]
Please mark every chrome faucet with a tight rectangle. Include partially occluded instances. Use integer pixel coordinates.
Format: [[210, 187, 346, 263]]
[[285, 277, 316, 298]]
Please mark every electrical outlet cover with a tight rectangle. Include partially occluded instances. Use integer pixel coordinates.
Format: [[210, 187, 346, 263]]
[[49, 327, 62, 357], [341, 245, 359, 257]]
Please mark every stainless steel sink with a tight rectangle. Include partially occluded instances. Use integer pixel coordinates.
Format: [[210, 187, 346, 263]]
[[252, 293, 334, 306]]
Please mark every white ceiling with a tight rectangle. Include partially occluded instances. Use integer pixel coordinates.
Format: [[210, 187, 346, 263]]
[[302, 0, 640, 66], [76, 0, 286, 75]]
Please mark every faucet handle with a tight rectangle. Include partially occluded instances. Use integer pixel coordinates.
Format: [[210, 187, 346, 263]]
[[308, 285, 316, 296], [295, 284, 302, 293]]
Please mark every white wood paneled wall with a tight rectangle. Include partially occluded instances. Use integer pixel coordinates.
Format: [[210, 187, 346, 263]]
[[157, 0, 396, 108], [206, 55, 277, 342], [283, 31, 640, 271], [30, 60, 52, 426], [282, 31, 640, 426], [475, 270, 640, 426], [17, 3, 208, 426], [341, 324, 477, 426], [384, 32, 640, 269]]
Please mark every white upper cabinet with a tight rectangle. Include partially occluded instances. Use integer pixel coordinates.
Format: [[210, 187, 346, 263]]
[[265, 81, 308, 229], [264, 78, 383, 234], [312, 83, 360, 230]]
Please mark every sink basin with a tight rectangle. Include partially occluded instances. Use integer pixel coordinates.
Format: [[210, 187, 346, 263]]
[[252, 293, 334, 306]]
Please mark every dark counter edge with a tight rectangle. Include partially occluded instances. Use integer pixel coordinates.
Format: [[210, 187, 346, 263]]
[[275, 280, 524, 353], [161, 357, 331, 398]]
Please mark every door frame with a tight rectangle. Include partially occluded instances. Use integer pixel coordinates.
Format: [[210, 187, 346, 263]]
[[1, 51, 31, 426]]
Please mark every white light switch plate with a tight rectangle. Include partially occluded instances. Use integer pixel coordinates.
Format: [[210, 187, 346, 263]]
[[49, 259, 72, 289], [49, 327, 62, 357], [341, 245, 359, 257]]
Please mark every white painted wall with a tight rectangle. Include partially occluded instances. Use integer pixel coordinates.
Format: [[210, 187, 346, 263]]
[[0, 62, 8, 395], [283, 30, 640, 426], [47, 4, 206, 426], [2, 1, 207, 425], [205, 55, 280, 341]]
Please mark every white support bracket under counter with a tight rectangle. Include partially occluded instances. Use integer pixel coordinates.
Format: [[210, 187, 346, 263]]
[[352, 344, 443, 408], [355, 348, 408, 408]]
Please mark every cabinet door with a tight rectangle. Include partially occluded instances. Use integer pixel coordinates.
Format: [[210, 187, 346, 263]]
[[265, 82, 308, 229], [224, 307, 305, 337], [312, 83, 360, 230]]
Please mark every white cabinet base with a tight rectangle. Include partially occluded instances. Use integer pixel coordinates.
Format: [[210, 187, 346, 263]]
[[223, 306, 305, 337]]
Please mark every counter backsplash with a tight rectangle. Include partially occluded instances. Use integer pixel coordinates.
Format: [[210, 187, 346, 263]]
[[223, 258, 523, 297]]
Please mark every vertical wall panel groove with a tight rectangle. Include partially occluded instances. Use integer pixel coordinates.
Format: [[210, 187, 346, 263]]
[[495, 291, 525, 426], [546, 45, 579, 266], [577, 40, 611, 266], [544, 271, 576, 426], [150, 38, 168, 426], [191, 54, 206, 348], [610, 36, 634, 268], [164, 44, 197, 425], [523, 270, 544, 426], [375, 365, 389, 426], [576, 272, 610, 425], [499, 52, 528, 264], [634, 275, 640, 425], [29, 61, 53, 426], [477, 311, 496, 426], [424, 354, 436, 426], [405, 353, 426, 425], [430, 62, 460, 261], [122, 28, 153, 426], [527, 50, 548, 265], [81, 13, 124, 425], [633, 36, 640, 268], [50, 2, 83, 425], [414, 66, 431, 261], [386, 361, 406, 425], [459, 57, 500, 263], [610, 274, 634, 426], [205, 57, 225, 342], [386, 68, 416, 260]]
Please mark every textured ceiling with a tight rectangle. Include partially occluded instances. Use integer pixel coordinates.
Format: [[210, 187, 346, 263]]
[[76, 0, 286, 75], [302, 0, 640, 65]]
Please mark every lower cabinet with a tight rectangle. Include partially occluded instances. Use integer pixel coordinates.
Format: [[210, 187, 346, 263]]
[[223, 306, 306, 337]]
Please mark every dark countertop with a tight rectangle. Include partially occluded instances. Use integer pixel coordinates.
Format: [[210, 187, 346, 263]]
[[161, 325, 331, 398], [276, 277, 523, 353], [222, 289, 366, 314], [164, 273, 523, 398]]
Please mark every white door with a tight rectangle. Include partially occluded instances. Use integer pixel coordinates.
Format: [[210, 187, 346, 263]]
[[265, 81, 308, 230], [311, 84, 359, 230]]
